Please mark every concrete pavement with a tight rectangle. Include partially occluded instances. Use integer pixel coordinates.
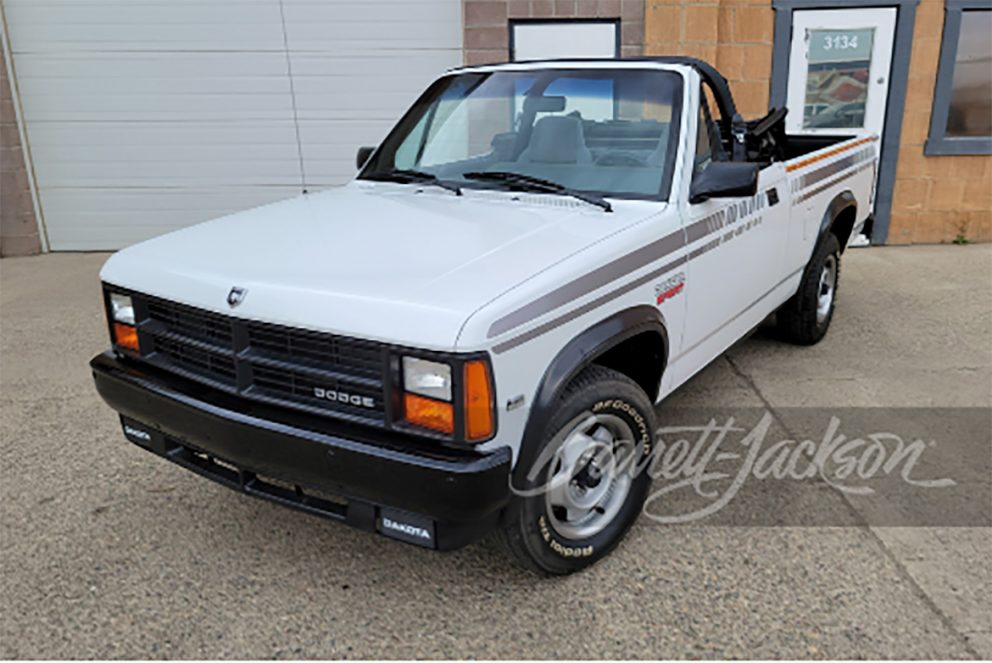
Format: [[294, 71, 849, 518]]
[[1, 245, 990, 658]]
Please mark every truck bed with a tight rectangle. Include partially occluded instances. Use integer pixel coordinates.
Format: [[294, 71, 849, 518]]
[[783, 134, 856, 161]]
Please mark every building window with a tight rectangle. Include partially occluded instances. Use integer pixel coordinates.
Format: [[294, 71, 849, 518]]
[[509, 20, 620, 62], [925, 0, 992, 155]]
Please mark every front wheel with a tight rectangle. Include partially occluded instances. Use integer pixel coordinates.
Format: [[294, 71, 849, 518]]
[[777, 232, 841, 345], [498, 365, 656, 576]]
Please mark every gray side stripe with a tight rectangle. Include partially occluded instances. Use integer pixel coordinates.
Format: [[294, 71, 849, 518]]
[[801, 151, 862, 189], [795, 160, 875, 205], [688, 237, 720, 261], [487, 228, 686, 339], [488, 187, 777, 351], [685, 209, 725, 244], [493, 255, 688, 354], [792, 148, 873, 194]]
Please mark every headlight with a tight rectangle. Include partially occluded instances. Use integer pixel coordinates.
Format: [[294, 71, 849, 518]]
[[107, 291, 139, 352], [109, 292, 135, 325], [402, 357, 452, 401], [400, 355, 494, 442]]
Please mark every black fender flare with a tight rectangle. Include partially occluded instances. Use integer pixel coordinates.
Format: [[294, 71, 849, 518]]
[[511, 305, 667, 486], [816, 190, 857, 244]]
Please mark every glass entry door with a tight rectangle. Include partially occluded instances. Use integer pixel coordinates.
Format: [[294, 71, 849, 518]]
[[785, 8, 896, 136]]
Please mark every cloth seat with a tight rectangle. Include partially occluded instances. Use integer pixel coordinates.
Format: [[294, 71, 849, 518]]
[[518, 115, 593, 164]]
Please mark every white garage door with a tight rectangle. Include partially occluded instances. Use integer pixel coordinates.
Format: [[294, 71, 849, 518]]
[[4, 0, 462, 250]]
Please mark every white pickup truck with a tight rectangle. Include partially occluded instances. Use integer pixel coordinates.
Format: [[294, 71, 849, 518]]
[[92, 58, 878, 575]]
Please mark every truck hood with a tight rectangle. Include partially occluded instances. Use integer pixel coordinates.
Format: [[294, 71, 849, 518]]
[[102, 183, 660, 350]]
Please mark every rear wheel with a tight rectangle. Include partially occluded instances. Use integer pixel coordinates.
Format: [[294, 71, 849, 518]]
[[498, 365, 655, 576], [777, 232, 841, 345]]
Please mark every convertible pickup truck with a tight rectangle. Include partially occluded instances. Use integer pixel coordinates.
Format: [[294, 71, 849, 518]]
[[92, 58, 878, 574]]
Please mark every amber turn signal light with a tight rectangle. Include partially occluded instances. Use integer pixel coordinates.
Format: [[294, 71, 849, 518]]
[[403, 393, 454, 435], [113, 322, 140, 352], [464, 360, 494, 441]]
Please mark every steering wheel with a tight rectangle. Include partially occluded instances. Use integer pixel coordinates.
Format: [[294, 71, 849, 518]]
[[595, 153, 646, 167]]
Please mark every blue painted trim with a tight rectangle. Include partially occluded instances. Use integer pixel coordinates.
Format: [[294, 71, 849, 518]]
[[924, 0, 992, 156]]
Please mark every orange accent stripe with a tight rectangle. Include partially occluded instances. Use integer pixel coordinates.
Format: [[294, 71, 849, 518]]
[[786, 135, 878, 173]]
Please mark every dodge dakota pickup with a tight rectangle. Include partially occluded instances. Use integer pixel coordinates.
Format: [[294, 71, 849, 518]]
[[92, 57, 878, 574]]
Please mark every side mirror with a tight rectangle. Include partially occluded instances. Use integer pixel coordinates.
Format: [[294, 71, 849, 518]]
[[689, 161, 759, 204], [356, 146, 375, 170]]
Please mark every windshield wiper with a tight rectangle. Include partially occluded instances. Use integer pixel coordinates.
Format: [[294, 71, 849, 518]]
[[462, 171, 612, 212], [369, 169, 462, 196]]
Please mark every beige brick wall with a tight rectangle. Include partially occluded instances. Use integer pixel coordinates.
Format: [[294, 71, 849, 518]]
[[646, 0, 991, 245], [645, 0, 773, 118], [887, 0, 991, 244], [0, 43, 41, 256], [463, 0, 646, 65]]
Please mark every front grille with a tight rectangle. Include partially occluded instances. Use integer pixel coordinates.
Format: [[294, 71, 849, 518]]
[[246, 322, 382, 380], [153, 336, 237, 386], [250, 365, 383, 419], [147, 298, 232, 346], [139, 296, 387, 425]]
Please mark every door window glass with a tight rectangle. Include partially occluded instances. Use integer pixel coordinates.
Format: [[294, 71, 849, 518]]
[[694, 102, 713, 176], [803, 28, 875, 129]]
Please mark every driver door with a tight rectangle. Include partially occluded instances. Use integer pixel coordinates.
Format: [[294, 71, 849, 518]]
[[676, 86, 790, 382]]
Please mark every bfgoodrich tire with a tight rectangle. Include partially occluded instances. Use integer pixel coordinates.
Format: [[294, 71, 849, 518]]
[[498, 365, 656, 576], [777, 232, 841, 345]]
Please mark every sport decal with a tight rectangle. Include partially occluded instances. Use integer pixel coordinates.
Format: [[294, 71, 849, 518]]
[[655, 272, 685, 305]]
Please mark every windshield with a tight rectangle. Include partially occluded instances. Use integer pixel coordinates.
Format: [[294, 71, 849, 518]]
[[361, 68, 683, 200]]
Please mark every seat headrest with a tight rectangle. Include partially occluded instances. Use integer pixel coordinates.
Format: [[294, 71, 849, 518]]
[[519, 115, 592, 164]]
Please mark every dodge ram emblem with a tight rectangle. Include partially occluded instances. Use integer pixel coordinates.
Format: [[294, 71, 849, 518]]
[[227, 286, 247, 308]]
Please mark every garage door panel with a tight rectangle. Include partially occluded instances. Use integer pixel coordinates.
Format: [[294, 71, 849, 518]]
[[291, 52, 457, 115], [5, 0, 284, 52], [282, 0, 460, 22], [290, 52, 460, 79], [6, 0, 462, 249], [5, 0, 280, 26], [15, 52, 295, 124], [298, 120, 392, 186], [31, 142, 300, 165], [293, 92, 432, 118], [6, 23, 286, 52], [26, 121, 300, 148], [34, 160, 303, 189], [285, 24, 461, 51], [301, 160, 366, 187], [284, 2, 460, 189], [21, 95, 295, 122], [18, 74, 291, 97], [42, 186, 301, 251], [297, 120, 395, 147], [282, 0, 460, 48], [41, 187, 300, 215], [31, 146, 301, 181], [26, 115, 301, 187], [13, 53, 291, 80]]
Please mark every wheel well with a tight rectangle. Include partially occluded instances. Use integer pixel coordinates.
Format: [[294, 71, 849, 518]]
[[592, 330, 665, 401], [830, 206, 858, 252]]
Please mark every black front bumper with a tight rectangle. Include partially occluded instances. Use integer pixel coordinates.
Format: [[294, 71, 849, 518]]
[[90, 352, 512, 550]]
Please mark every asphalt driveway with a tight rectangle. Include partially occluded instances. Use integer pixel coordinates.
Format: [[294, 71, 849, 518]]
[[1, 244, 990, 658]]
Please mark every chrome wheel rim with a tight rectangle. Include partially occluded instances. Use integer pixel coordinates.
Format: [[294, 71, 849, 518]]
[[816, 255, 837, 325], [545, 412, 636, 540]]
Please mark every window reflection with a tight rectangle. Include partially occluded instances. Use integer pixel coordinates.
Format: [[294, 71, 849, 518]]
[[946, 10, 992, 137], [803, 28, 875, 129]]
